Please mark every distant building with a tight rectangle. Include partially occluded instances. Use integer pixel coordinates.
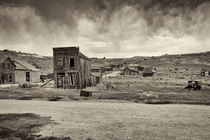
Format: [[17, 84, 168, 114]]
[[103, 66, 112, 72], [91, 65, 102, 86], [0, 57, 40, 84], [200, 68, 210, 76], [127, 64, 144, 71], [53, 47, 91, 89], [142, 67, 154, 77], [122, 67, 139, 75]]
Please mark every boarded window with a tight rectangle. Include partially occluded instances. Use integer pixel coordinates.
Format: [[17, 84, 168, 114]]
[[26, 72, 30, 82], [57, 58, 64, 68], [70, 58, 74, 68]]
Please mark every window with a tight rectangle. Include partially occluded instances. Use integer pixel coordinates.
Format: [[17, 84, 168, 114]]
[[57, 58, 63, 68], [2, 63, 5, 69], [1, 75, 5, 83], [9, 75, 12, 82], [8, 64, 11, 69], [26, 72, 30, 82], [70, 58, 74, 68]]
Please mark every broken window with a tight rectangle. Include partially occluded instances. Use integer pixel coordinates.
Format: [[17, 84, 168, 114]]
[[57, 58, 64, 68], [70, 58, 74, 68]]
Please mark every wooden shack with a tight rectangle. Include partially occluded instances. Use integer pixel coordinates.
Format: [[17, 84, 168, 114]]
[[91, 65, 102, 86], [200, 68, 210, 76], [53, 47, 91, 89], [0, 57, 40, 84], [123, 67, 139, 75], [142, 67, 154, 77]]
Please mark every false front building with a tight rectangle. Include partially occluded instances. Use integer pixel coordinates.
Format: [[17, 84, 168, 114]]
[[53, 47, 91, 89]]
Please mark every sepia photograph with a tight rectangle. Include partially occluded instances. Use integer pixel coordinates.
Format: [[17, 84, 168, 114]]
[[0, 0, 210, 139]]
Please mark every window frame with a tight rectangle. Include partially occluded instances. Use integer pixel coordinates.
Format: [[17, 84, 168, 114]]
[[57, 58, 64, 68]]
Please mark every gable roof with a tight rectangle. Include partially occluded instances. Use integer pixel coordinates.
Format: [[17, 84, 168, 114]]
[[124, 67, 139, 73], [0, 55, 40, 72], [128, 64, 139, 67], [0, 53, 8, 64], [13, 60, 40, 71]]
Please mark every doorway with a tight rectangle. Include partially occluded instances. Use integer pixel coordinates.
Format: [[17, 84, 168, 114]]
[[68, 72, 79, 88], [57, 73, 65, 88]]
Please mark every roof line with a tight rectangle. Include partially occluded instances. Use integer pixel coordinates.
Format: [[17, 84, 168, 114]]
[[13, 60, 31, 71]]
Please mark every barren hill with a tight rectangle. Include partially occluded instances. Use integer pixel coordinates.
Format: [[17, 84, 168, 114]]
[[1, 49, 210, 75], [91, 51, 210, 69], [0, 49, 53, 75]]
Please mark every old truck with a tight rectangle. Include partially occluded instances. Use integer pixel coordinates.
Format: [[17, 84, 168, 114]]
[[185, 81, 201, 90]]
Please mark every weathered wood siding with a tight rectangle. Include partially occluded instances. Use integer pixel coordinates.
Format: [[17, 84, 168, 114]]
[[53, 47, 91, 89], [0, 58, 15, 84], [15, 71, 40, 84]]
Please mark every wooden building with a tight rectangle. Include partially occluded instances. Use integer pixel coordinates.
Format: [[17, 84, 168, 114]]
[[142, 67, 154, 77], [53, 47, 91, 89], [200, 68, 210, 76], [122, 67, 139, 75], [91, 65, 102, 86], [0, 57, 40, 84], [127, 64, 144, 71]]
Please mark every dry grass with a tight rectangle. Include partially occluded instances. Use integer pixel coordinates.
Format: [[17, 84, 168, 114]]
[[0, 87, 81, 101], [0, 100, 210, 140], [0, 72, 210, 105], [0, 113, 52, 139], [0, 113, 72, 140]]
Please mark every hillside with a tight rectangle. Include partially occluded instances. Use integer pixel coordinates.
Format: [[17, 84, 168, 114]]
[[91, 51, 210, 69], [1, 49, 210, 75], [0, 49, 53, 75]]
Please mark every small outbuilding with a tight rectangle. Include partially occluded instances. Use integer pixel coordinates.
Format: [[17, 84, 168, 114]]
[[122, 67, 139, 75], [142, 67, 154, 77], [200, 68, 210, 76], [91, 65, 102, 86]]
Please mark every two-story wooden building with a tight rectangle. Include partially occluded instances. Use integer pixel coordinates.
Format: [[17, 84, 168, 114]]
[[53, 47, 91, 89]]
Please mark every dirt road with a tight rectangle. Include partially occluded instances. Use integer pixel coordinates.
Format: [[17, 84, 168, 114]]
[[0, 100, 210, 140]]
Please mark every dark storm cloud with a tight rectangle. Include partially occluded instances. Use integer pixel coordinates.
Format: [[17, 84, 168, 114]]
[[1, 0, 209, 31], [0, 0, 210, 57]]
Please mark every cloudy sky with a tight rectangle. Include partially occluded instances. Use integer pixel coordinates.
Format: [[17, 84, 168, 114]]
[[0, 0, 210, 57]]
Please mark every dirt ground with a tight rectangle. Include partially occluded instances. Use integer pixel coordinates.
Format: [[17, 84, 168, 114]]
[[0, 99, 210, 140]]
